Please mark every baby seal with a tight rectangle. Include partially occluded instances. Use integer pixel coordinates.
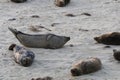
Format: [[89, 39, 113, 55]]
[[11, 0, 27, 3], [94, 32, 120, 45], [9, 44, 35, 67], [8, 28, 70, 49], [113, 49, 120, 61], [71, 57, 102, 76], [54, 0, 70, 7]]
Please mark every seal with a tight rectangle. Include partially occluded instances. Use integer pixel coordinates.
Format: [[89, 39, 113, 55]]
[[70, 57, 102, 76], [9, 44, 35, 67], [31, 76, 53, 80], [8, 27, 70, 49], [94, 32, 120, 45], [11, 0, 27, 3], [113, 49, 120, 61], [54, 0, 70, 7]]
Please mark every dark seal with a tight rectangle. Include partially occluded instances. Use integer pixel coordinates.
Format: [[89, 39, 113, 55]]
[[8, 27, 70, 49], [9, 44, 35, 67], [11, 0, 27, 3], [113, 49, 120, 61], [94, 32, 120, 45], [31, 76, 53, 80], [71, 57, 102, 76], [54, 0, 70, 7]]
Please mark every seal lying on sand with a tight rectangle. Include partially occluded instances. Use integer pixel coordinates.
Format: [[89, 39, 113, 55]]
[[113, 49, 120, 61], [8, 28, 70, 49], [9, 44, 35, 67], [11, 0, 27, 3], [71, 57, 102, 76], [54, 0, 70, 7], [94, 32, 120, 45]]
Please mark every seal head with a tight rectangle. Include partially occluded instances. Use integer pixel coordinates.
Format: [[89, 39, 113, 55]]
[[21, 57, 33, 67], [94, 32, 120, 45], [55, 0, 70, 7], [71, 68, 81, 76]]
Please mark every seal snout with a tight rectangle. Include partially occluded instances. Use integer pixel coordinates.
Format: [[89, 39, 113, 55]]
[[9, 44, 16, 51], [71, 68, 81, 76], [59, 1, 65, 7], [94, 37, 99, 41], [66, 37, 70, 41]]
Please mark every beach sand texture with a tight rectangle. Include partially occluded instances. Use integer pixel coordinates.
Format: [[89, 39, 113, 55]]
[[0, 0, 120, 80]]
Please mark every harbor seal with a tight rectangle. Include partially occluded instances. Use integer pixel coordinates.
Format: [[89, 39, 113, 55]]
[[11, 0, 27, 3], [54, 0, 70, 7], [113, 49, 120, 61], [8, 28, 70, 49], [70, 57, 102, 76], [9, 44, 35, 67], [94, 32, 120, 45]]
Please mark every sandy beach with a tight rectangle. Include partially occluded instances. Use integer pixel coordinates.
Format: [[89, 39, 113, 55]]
[[0, 0, 120, 80]]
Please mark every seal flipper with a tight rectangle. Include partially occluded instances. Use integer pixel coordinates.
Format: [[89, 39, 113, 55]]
[[9, 44, 16, 51]]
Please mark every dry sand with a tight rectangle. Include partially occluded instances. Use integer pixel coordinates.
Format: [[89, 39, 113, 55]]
[[0, 0, 120, 80]]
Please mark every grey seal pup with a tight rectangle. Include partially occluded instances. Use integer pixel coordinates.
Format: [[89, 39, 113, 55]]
[[54, 0, 70, 7], [113, 49, 120, 61], [11, 0, 27, 3], [8, 28, 70, 49], [9, 44, 35, 67], [71, 57, 102, 76], [94, 32, 120, 45]]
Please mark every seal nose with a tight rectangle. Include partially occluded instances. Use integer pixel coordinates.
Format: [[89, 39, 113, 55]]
[[94, 37, 99, 41], [66, 37, 70, 41], [21, 57, 32, 67], [71, 68, 81, 76], [59, 1, 64, 7]]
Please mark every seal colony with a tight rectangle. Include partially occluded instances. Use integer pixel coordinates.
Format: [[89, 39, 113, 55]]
[[70, 57, 102, 76], [54, 0, 70, 7], [8, 28, 70, 49], [9, 44, 35, 67], [94, 32, 120, 45], [11, 0, 27, 3]]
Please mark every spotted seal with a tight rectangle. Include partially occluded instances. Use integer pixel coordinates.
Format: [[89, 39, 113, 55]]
[[11, 0, 27, 3], [94, 32, 120, 45], [70, 57, 102, 76], [8, 28, 70, 49], [54, 0, 70, 7], [9, 44, 35, 67]]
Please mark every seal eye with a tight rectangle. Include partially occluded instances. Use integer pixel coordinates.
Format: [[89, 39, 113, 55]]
[[21, 57, 32, 67], [71, 68, 81, 76]]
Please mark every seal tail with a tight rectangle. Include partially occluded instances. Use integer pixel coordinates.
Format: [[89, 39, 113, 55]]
[[8, 27, 20, 37]]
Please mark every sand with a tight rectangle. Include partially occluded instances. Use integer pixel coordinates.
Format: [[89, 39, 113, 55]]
[[0, 0, 120, 80]]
